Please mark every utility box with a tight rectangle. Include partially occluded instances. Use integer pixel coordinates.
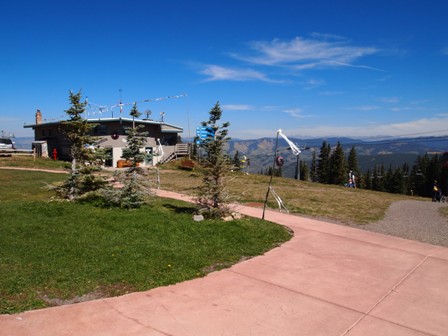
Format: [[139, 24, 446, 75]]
[[32, 141, 48, 158]]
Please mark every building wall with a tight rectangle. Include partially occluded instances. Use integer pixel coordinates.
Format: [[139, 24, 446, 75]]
[[29, 120, 181, 164]]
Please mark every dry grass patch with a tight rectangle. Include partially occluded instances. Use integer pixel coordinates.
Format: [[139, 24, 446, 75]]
[[159, 166, 414, 225]]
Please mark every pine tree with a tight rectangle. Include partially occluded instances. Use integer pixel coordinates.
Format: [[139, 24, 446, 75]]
[[378, 164, 386, 191], [365, 169, 372, 190], [300, 161, 309, 181], [384, 165, 394, 192], [317, 141, 331, 183], [329, 141, 346, 185], [233, 150, 241, 170], [57, 90, 106, 200], [196, 102, 232, 219], [347, 146, 360, 182], [115, 103, 153, 208], [310, 150, 318, 182]]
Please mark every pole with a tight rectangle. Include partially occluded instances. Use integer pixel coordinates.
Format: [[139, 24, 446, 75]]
[[295, 154, 300, 180], [262, 131, 280, 220]]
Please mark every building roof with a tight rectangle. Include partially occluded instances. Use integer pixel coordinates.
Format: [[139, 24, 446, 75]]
[[24, 117, 183, 133]]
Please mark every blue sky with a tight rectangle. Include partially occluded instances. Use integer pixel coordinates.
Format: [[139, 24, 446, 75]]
[[1, 0, 448, 140]]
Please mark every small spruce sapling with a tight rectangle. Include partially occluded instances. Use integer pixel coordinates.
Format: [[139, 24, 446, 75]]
[[196, 102, 233, 219]]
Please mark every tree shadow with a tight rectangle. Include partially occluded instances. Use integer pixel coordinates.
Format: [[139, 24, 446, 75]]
[[162, 203, 196, 215]]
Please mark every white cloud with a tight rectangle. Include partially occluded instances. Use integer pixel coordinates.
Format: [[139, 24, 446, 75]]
[[389, 106, 431, 113], [262, 105, 282, 111], [200, 65, 281, 82], [348, 105, 381, 112], [282, 108, 304, 118], [319, 91, 344, 96], [303, 78, 326, 89], [198, 35, 381, 82], [379, 97, 401, 104], [233, 36, 380, 70], [222, 104, 253, 111]]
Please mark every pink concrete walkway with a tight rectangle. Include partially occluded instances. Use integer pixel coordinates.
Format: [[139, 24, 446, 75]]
[[1, 190, 447, 336]]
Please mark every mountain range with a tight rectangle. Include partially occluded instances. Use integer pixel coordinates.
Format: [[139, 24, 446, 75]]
[[225, 136, 447, 177]]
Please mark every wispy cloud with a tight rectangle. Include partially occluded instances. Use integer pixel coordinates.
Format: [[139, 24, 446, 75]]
[[348, 105, 381, 112], [302, 78, 326, 90], [379, 96, 401, 103], [389, 106, 431, 113], [282, 108, 304, 118], [222, 104, 253, 111], [198, 35, 381, 82], [233, 35, 380, 70], [200, 64, 282, 82], [319, 91, 344, 96]]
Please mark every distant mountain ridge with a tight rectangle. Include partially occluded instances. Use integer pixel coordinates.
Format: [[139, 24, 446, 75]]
[[225, 136, 447, 177]]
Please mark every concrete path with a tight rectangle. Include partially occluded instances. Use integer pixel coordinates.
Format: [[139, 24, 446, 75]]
[[1, 190, 448, 336]]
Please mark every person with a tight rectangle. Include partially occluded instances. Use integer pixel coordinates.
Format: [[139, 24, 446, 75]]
[[348, 170, 356, 188], [433, 180, 442, 202], [351, 171, 356, 188]]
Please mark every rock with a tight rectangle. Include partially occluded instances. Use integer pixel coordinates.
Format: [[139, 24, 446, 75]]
[[193, 214, 204, 222]]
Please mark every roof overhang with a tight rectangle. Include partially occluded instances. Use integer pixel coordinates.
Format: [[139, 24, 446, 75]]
[[24, 117, 183, 133]]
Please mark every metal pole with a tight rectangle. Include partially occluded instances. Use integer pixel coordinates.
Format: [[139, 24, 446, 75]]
[[262, 131, 280, 220], [295, 154, 300, 180]]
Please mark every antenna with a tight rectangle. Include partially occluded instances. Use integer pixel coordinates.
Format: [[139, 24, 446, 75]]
[[160, 112, 165, 122], [119, 89, 123, 118], [144, 109, 152, 120]]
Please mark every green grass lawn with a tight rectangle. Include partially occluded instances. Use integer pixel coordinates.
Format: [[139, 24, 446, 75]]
[[0, 169, 292, 314], [0, 156, 68, 171]]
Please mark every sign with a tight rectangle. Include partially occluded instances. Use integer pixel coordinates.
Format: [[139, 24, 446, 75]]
[[276, 156, 284, 167], [196, 126, 215, 145]]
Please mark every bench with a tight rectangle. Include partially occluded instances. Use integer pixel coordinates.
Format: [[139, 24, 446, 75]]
[[179, 159, 195, 171]]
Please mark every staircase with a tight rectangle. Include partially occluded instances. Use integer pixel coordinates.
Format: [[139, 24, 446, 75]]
[[160, 143, 190, 164]]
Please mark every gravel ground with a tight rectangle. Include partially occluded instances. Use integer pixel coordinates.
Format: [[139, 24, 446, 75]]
[[363, 200, 448, 247]]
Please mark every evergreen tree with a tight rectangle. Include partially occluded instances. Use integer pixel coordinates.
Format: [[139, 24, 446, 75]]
[[378, 164, 386, 191], [347, 146, 360, 183], [57, 90, 106, 200], [300, 161, 309, 181], [317, 141, 331, 183], [329, 141, 346, 185], [196, 102, 233, 219], [233, 150, 241, 170], [310, 150, 318, 182], [115, 103, 153, 208], [365, 169, 372, 190], [390, 168, 406, 194], [383, 165, 392, 192], [129, 102, 140, 128], [265, 166, 282, 177], [372, 165, 385, 191]]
